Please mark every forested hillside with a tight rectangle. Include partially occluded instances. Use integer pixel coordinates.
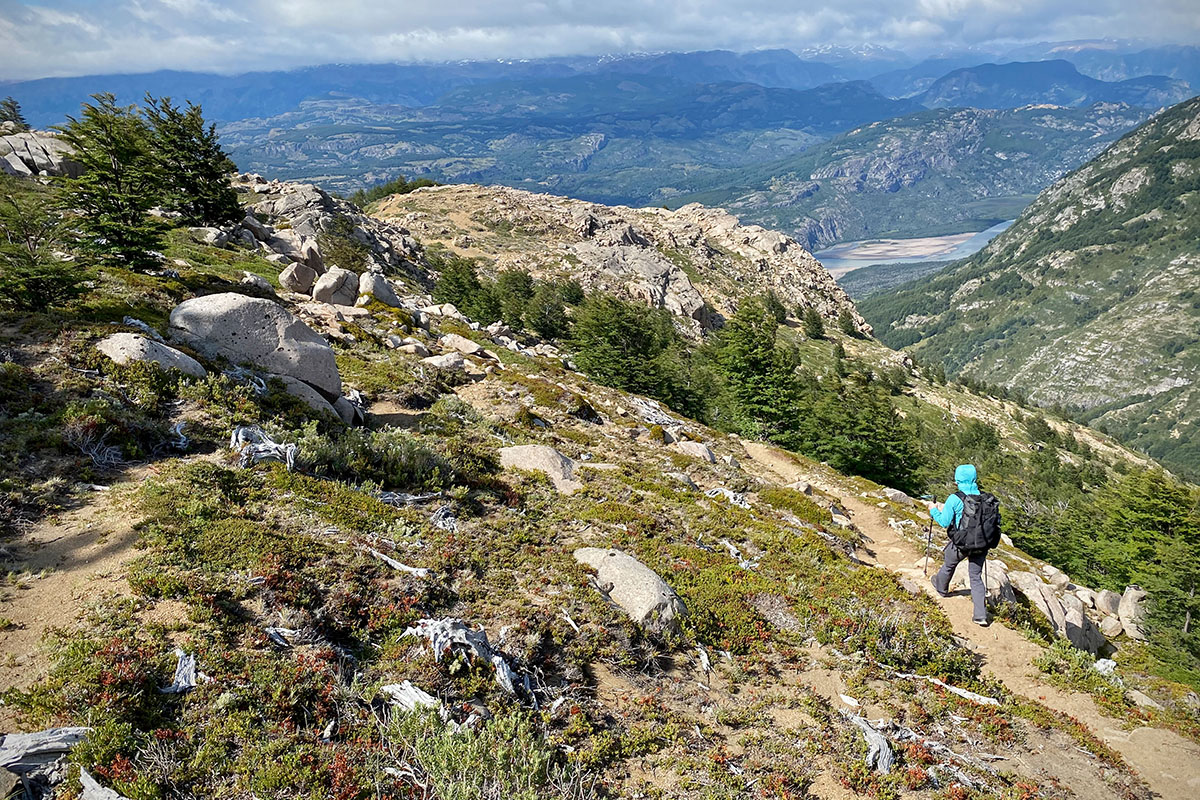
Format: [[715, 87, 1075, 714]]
[[861, 95, 1200, 476]]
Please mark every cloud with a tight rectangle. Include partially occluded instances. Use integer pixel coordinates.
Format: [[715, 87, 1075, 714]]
[[0, 0, 1197, 80]]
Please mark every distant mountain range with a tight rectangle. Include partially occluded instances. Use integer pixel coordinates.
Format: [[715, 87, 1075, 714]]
[[6, 42, 1194, 249], [669, 103, 1153, 250], [860, 95, 1200, 475], [916, 60, 1193, 110]]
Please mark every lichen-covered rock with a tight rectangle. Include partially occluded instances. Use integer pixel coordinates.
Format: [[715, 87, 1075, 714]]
[[1099, 615, 1124, 638], [0, 130, 82, 177], [438, 333, 484, 356], [272, 374, 336, 418], [421, 352, 465, 371], [1096, 588, 1122, 617], [1062, 593, 1107, 654], [95, 333, 207, 378], [673, 441, 715, 462], [573, 547, 686, 634], [359, 272, 401, 307], [312, 267, 359, 306], [168, 293, 341, 396], [1009, 571, 1068, 638], [1119, 585, 1147, 640], [499, 445, 581, 493], [279, 262, 317, 294]]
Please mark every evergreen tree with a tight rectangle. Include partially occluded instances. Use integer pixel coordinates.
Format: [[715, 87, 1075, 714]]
[[802, 307, 825, 339], [837, 308, 859, 337], [494, 269, 534, 328], [0, 97, 29, 132], [713, 297, 802, 441], [0, 177, 87, 310], [56, 93, 163, 271], [318, 216, 370, 272], [144, 95, 241, 226], [762, 290, 787, 323], [570, 294, 700, 414], [431, 252, 499, 323], [524, 283, 569, 339]]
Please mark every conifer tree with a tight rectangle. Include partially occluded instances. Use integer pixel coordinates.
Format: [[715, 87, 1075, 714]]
[[802, 307, 825, 339], [56, 93, 163, 271], [0, 97, 29, 132], [524, 283, 569, 339], [143, 95, 241, 226], [837, 308, 858, 337], [0, 177, 86, 310]]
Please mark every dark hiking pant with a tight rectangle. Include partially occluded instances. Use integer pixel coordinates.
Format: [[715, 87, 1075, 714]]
[[932, 541, 988, 621]]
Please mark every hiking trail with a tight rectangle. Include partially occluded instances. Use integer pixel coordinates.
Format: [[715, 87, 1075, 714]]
[[742, 440, 1200, 800]]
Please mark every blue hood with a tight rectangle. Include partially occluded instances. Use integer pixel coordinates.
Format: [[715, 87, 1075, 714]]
[[955, 464, 979, 494]]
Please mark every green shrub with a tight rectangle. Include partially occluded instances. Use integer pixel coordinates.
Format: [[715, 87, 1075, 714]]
[[391, 709, 574, 800], [288, 423, 453, 490], [759, 486, 832, 527]]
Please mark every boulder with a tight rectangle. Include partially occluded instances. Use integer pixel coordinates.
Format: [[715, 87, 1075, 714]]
[[300, 239, 324, 273], [881, 487, 911, 505], [673, 441, 716, 462], [1062, 593, 1107, 654], [273, 374, 337, 418], [1119, 586, 1147, 640], [333, 396, 361, 426], [499, 445, 582, 494], [439, 333, 487, 357], [399, 342, 431, 357], [1127, 689, 1163, 711], [312, 267, 359, 306], [1009, 571, 1068, 637], [193, 227, 228, 247], [787, 480, 814, 496], [1099, 616, 1124, 638], [168, 293, 341, 396], [1043, 565, 1071, 591], [241, 213, 271, 241], [279, 263, 317, 294], [949, 558, 1015, 604], [573, 547, 686, 634], [359, 273, 401, 307], [95, 333, 207, 379], [1096, 589, 1122, 617], [1075, 588, 1096, 609], [0, 130, 83, 177], [667, 472, 698, 491], [240, 272, 274, 293], [421, 352, 465, 371]]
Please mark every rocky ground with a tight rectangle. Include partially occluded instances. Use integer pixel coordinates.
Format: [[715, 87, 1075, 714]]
[[1, 170, 1198, 800]]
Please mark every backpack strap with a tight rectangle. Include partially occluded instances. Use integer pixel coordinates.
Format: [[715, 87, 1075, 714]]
[[950, 491, 967, 531]]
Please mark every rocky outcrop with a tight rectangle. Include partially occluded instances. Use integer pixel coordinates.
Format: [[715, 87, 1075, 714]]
[[168, 293, 341, 398], [673, 441, 716, 463], [312, 268, 359, 306], [498, 445, 582, 494], [95, 333, 207, 379], [377, 184, 869, 335], [573, 547, 687, 634], [279, 263, 317, 294], [359, 273, 401, 307], [0, 130, 82, 178], [1119, 585, 1148, 640]]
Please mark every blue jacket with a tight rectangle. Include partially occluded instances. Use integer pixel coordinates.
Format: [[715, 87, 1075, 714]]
[[930, 464, 980, 530]]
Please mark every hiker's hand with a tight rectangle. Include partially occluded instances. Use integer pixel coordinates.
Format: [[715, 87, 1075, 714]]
[[926, 501, 940, 512]]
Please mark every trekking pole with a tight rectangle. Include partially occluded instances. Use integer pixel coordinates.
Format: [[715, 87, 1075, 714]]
[[920, 495, 935, 576]]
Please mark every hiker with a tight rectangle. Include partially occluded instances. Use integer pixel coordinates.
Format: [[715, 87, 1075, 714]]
[[926, 464, 1001, 626]]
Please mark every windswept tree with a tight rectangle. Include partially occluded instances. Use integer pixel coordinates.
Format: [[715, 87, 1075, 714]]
[[144, 95, 241, 226], [0, 177, 86, 310], [0, 97, 29, 132], [56, 93, 162, 271]]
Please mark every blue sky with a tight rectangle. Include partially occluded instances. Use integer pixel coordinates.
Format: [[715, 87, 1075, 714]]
[[2, 0, 1199, 80]]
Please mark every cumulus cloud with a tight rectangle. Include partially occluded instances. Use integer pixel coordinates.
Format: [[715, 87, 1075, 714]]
[[0, 0, 1197, 80]]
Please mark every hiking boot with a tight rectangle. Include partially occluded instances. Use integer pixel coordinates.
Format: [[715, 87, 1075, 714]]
[[973, 617, 990, 627], [930, 577, 949, 598]]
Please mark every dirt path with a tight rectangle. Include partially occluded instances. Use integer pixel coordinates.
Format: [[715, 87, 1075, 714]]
[[0, 480, 143, 730], [741, 441, 1200, 800]]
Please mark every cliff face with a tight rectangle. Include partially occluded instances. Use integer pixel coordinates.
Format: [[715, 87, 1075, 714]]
[[862, 96, 1200, 474], [374, 183, 870, 334]]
